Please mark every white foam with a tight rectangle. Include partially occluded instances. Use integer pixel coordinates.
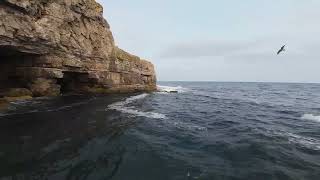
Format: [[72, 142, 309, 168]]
[[286, 132, 320, 150], [107, 94, 166, 119], [272, 130, 320, 151], [157, 85, 188, 93], [301, 114, 320, 122]]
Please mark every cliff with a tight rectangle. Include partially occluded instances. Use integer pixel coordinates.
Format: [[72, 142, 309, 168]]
[[0, 0, 156, 99]]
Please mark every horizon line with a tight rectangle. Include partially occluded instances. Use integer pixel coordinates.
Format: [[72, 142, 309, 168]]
[[157, 80, 320, 84]]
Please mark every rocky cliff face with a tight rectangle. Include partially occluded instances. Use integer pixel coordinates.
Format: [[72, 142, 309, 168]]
[[0, 0, 156, 99]]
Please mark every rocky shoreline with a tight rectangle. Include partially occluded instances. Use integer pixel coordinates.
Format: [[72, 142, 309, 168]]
[[0, 0, 156, 105]]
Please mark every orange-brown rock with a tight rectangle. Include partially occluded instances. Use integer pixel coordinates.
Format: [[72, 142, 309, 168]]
[[0, 0, 156, 97]]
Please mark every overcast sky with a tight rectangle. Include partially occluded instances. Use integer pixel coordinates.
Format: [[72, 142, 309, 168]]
[[97, 0, 320, 83]]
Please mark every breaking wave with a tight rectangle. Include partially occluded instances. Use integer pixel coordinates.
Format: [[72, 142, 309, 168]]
[[301, 114, 320, 122], [286, 132, 320, 150], [107, 94, 166, 119], [157, 85, 188, 93], [269, 130, 320, 151]]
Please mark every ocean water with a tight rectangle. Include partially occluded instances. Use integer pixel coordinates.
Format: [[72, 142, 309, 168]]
[[0, 82, 320, 180]]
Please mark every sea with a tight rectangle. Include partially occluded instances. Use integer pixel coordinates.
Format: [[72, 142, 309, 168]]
[[0, 82, 319, 180]]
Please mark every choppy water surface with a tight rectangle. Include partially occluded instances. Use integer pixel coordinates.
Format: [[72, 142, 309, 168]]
[[0, 82, 320, 180]]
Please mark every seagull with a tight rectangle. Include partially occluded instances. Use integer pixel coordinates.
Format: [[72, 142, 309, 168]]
[[277, 45, 286, 55]]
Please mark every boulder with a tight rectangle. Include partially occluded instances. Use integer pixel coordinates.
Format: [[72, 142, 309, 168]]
[[29, 78, 61, 97]]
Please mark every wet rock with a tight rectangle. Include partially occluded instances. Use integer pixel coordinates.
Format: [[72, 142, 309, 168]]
[[0, 88, 32, 97], [0, 98, 9, 111], [3, 96, 32, 102]]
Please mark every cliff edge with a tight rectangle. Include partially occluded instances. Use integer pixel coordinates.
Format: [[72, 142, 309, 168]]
[[0, 0, 156, 99]]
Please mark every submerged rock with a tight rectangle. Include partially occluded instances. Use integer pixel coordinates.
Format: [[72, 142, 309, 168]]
[[0, 88, 32, 110], [0, 0, 157, 98]]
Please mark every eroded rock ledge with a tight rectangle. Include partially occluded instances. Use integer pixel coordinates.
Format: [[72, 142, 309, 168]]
[[0, 0, 156, 100]]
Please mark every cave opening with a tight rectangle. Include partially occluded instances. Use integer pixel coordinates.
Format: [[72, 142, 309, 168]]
[[0, 46, 93, 96], [57, 72, 90, 94], [0, 46, 34, 93]]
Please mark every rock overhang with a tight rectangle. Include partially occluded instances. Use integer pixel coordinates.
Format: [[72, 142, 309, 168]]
[[0, 0, 157, 100]]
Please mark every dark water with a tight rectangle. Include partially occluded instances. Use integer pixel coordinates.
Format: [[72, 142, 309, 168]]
[[0, 82, 320, 180]]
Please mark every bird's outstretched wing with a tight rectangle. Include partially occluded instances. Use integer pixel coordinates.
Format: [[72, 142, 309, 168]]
[[277, 45, 286, 55], [277, 49, 282, 55]]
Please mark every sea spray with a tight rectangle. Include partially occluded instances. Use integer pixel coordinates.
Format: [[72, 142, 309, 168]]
[[157, 85, 189, 93], [107, 94, 166, 119], [301, 114, 320, 122]]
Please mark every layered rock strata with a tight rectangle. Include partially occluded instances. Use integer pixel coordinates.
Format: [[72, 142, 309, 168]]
[[0, 0, 156, 100]]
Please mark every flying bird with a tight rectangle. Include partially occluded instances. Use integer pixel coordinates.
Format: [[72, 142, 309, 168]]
[[277, 45, 286, 55]]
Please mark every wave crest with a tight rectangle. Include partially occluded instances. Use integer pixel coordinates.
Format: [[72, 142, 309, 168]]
[[286, 132, 320, 150], [157, 85, 188, 93], [107, 94, 166, 119], [271, 130, 320, 151], [301, 114, 320, 122]]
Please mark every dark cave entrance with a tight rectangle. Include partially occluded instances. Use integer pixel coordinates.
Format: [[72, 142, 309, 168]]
[[0, 46, 34, 91], [57, 72, 91, 94], [0, 46, 93, 96]]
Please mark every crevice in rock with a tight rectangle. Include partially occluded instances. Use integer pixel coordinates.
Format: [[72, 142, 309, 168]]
[[0, 1, 29, 14], [57, 72, 90, 94]]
